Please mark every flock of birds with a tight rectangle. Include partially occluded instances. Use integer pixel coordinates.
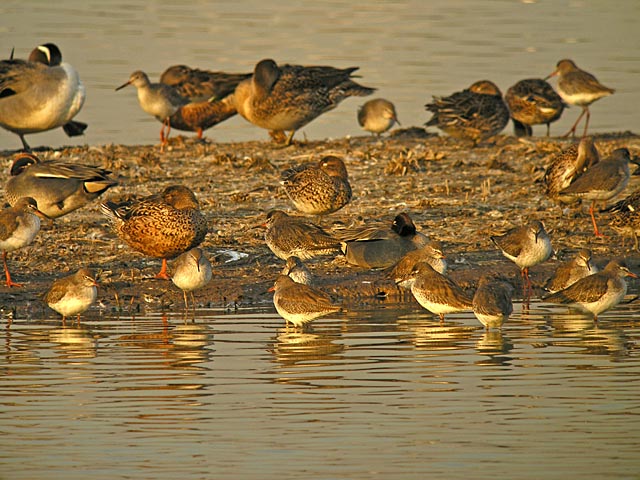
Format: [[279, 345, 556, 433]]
[[0, 42, 638, 331]]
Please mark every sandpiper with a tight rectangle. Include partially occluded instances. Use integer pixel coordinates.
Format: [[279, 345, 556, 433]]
[[390, 240, 447, 289], [606, 189, 640, 250], [546, 59, 615, 137], [160, 64, 251, 103], [281, 256, 313, 285], [558, 148, 635, 236], [357, 98, 400, 136], [0, 43, 85, 149], [171, 247, 213, 309], [490, 220, 553, 296], [0, 198, 43, 287], [504, 78, 565, 137], [280, 155, 352, 215], [234, 58, 375, 145], [544, 136, 600, 201], [100, 185, 208, 279], [544, 248, 598, 293], [269, 274, 341, 328], [263, 210, 341, 260], [5, 152, 117, 219], [45, 268, 98, 322], [472, 273, 514, 330], [403, 261, 473, 323], [543, 258, 636, 322], [425, 80, 510, 145], [116, 70, 187, 149]]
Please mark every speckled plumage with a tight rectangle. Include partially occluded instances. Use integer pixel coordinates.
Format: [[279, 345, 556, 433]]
[[390, 240, 447, 289], [544, 249, 598, 293], [235, 58, 376, 145], [505, 78, 565, 137], [472, 274, 514, 330], [425, 80, 509, 144], [357, 98, 400, 135], [544, 136, 600, 201], [264, 210, 341, 260], [270, 274, 341, 327], [281, 256, 313, 285], [281, 155, 352, 215], [45, 268, 98, 321], [160, 65, 251, 103], [168, 94, 238, 138], [5, 152, 117, 219]]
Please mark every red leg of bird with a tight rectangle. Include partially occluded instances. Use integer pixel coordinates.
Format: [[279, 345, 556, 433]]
[[589, 200, 605, 237], [582, 108, 591, 137], [197, 128, 203, 139], [155, 258, 171, 280], [563, 108, 586, 138], [3, 252, 22, 288]]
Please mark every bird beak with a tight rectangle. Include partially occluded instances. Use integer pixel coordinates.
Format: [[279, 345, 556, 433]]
[[544, 70, 558, 81], [267, 286, 275, 292], [628, 271, 638, 279], [115, 80, 131, 91]]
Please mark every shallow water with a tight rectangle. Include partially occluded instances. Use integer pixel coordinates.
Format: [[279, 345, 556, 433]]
[[1, 0, 639, 150], [1, 301, 639, 479]]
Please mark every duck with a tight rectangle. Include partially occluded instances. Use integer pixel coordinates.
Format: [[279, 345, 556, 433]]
[[425, 80, 509, 145], [357, 98, 400, 136], [504, 78, 565, 137], [5, 152, 117, 219], [280, 155, 352, 215], [100, 185, 208, 279], [234, 58, 376, 145], [0, 43, 86, 149], [44, 268, 98, 322], [544, 136, 600, 202], [160, 64, 251, 103]]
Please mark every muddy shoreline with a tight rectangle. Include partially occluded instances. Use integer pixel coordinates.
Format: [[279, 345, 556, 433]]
[[1, 129, 639, 319]]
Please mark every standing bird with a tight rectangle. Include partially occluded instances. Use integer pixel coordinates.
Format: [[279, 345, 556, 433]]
[[402, 261, 473, 323], [281, 256, 313, 285], [390, 240, 447, 289], [425, 80, 510, 145], [546, 59, 615, 137], [100, 185, 208, 279], [280, 155, 352, 215], [263, 210, 341, 260], [5, 152, 117, 219], [490, 220, 553, 297], [357, 98, 400, 136], [234, 58, 376, 145], [544, 136, 600, 201], [0, 197, 43, 287], [543, 259, 636, 323], [544, 248, 598, 293], [605, 188, 640, 250], [44, 268, 98, 322], [116, 70, 188, 149], [160, 64, 251, 103], [166, 95, 238, 140], [472, 274, 514, 330], [171, 247, 213, 310], [504, 78, 565, 137], [269, 274, 341, 329], [0, 43, 86, 149], [558, 148, 635, 237]]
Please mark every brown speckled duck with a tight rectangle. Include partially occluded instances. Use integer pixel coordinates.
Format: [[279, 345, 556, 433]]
[[160, 65, 251, 103], [280, 155, 352, 215], [504, 78, 565, 137], [100, 185, 208, 279], [234, 58, 376, 145]]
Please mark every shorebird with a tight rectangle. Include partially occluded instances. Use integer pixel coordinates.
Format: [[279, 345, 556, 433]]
[[544, 136, 600, 201], [490, 220, 553, 296], [160, 64, 251, 103], [472, 273, 514, 330], [340, 212, 430, 268], [281, 256, 313, 285], [558, 148, 635, 236], [504, 78, 565, 137], [0, 197, 43, 287], [263, 210, 341, 260], [544, 248, 598, 293], [605, 189, 640, 250], [425, 80, 510, 145], [171, 247, 213, 309], [390, 240, 447, 289], [0, 43, 86, 149], [357, 98, 400, 136], [166, 94, 238, 139], [543, 258, 636, 322], [116, 70, 187, 149], [44, 268, 98, 322], [234, 58, 375, 145], [280, 155, 352, 215], [269, 274, 341, 328], [5, 152, 117, 219], [403, 261, 473, 323], [546, 59, 615, 137], [100, 185, 208, 279]]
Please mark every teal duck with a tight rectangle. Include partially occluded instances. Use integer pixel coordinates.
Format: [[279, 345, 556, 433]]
[[544, 136, 600, 201], [171, 247, 213, 309], [160, 64, 251, 103], [280, 155, 352, 215], [546, 59, 615, 137], [100, 185, 208, 279], [544, 248, 598, 293], [357, 98, 400, 135], [425, 80, 509, 144], [234, 58, 376, 145], [504, 78, 565, 136], [44, 268, 98, 322], [0, 43, 85, 149], [472, 273, 514, 330], [5, 152, 117, 219]]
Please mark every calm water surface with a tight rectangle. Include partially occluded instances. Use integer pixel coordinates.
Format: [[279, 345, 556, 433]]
[[0, 0, 638, 149], [1, 302, 640, 479]]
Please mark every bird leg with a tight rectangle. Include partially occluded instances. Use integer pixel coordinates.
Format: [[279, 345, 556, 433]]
[[3, 252, 23, 288], [155, 258, 171, 280], [582, 108, 591, 137], [563, 107, 587, 137], [589, 200, 605, 237]]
